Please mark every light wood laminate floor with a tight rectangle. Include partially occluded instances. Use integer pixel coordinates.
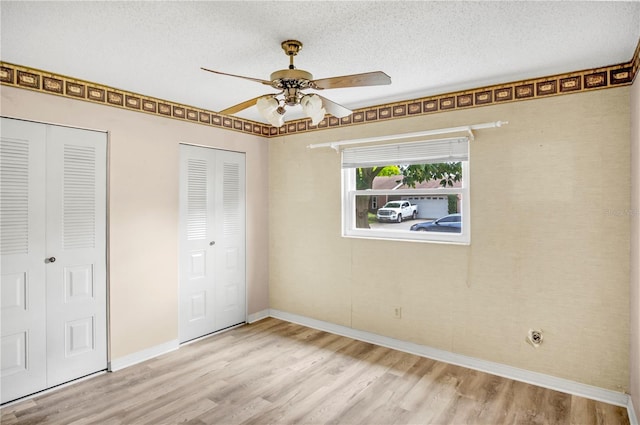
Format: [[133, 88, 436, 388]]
[[1, 318, 630, 425]]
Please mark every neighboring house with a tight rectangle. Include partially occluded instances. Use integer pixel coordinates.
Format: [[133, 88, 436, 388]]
[[370, 176, 462, 219]]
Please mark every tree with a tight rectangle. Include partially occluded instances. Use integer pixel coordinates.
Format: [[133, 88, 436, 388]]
[[355, 162, 462, 229], [400, 163, 462, 188]]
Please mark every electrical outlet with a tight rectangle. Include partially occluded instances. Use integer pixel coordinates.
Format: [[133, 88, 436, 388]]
[[394, 307, 402, 319]]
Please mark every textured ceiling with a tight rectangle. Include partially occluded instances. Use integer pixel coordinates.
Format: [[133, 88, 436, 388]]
[[1, 1, 639, 124]]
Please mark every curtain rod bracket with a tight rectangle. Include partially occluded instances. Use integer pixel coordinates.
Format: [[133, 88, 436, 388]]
[[467, 128, 475, 142]]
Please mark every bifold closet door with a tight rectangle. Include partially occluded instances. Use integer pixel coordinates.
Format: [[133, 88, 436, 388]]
[[1, 119, 48, 403], [44, 125, 107, 388], [179, 144, 246, 343], [0, 118, 107, 403]]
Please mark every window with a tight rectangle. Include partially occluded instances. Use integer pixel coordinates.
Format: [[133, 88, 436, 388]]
[[341, 137, 470, 244]]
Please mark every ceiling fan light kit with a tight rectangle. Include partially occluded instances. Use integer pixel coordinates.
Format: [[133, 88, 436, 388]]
[[256, 96, 286, 127], [300, 94, 326, 125], [202, 39, 391, 127]]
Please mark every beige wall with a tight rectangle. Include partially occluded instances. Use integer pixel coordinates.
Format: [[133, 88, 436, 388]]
[[1, 79, 633, 394], [631, 76, 639, 417], [269, 87, 631, 391], [0, 86, 270, 360]]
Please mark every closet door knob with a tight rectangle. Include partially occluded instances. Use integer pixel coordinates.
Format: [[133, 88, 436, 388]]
[[46, 257, 56, 263]]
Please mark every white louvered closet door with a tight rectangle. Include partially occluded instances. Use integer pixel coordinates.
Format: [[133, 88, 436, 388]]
[[44, 125, 107, 388], [0, 119, 47, 403], [213, 150, 246, 331], [179, 145, 245, 343], [0, 118, 107, 404]]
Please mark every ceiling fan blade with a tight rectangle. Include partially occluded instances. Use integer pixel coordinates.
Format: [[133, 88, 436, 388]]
[[311, 71, 391, 90], [317, 95, 352, 118], [220, 95, 266, 115], [201, 67, 273, 86]]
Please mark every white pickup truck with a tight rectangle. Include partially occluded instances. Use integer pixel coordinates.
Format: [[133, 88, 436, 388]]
[[376, 200, 418, 223]]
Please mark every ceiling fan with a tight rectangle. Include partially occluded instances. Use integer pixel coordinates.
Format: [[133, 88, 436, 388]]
[[201, 40, 391, 127]]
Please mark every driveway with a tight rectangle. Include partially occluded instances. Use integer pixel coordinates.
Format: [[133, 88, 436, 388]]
[[369, 218, 427, 231]]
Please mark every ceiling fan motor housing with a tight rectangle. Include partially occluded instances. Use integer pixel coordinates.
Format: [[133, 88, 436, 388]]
[[270, 69, 315, 105], [270, 69, 313, 83]]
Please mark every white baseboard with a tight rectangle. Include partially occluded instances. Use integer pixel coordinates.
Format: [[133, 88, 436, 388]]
[[247, 309, 270, 323], [108, 339, 179, 372], [104, 310, 635, 420], [629, 397, 639, 425], [269, 309, 630, 409]]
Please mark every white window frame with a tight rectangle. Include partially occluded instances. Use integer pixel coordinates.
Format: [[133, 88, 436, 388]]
[[341, 138, 470, 245]]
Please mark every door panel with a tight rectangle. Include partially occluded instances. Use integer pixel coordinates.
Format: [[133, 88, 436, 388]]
[[214, 154, 245, 330], [45, 125, 107, 387], [179, 145, 245, 343], [1, 331, 28, 375], [0, 119, 47, 403], [179, 147, 217, 342]]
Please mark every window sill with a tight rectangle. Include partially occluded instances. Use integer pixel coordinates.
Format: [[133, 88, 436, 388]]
[[342, 229, 470, 245]]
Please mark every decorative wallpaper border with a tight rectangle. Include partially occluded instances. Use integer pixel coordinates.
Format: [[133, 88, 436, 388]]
[[0, 63, 270, 137], [1, 39, 638, 138]]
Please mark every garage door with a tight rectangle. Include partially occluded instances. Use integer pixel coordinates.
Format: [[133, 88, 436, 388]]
[[404, 196, 448, 219]]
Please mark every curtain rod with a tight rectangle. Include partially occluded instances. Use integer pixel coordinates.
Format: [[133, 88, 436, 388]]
[[306, 120, 508, 151]]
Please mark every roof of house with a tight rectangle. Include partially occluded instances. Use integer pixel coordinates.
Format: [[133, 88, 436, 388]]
[[372, 176, 463, 190]]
